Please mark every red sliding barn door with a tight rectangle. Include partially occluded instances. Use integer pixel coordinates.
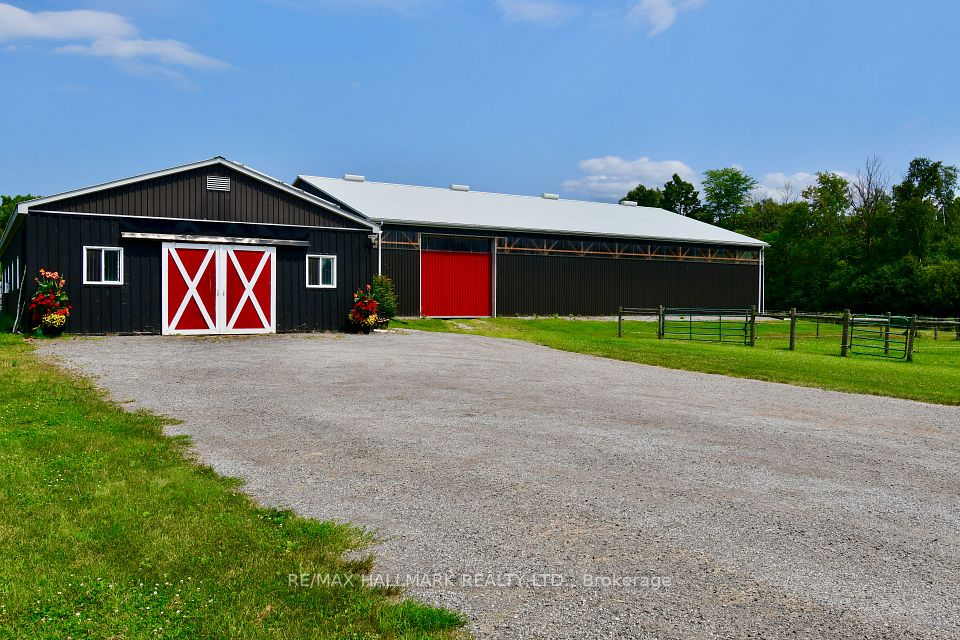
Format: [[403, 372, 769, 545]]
[[421, 250, 492, 317], [162, 243, 276, 335], [222, 247, 275, 334], [163, 244, 219, 334]]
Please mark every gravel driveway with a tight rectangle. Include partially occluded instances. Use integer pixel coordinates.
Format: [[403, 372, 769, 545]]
[[40, 332, 960, 639]]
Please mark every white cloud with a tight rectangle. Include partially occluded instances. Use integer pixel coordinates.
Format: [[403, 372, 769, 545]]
[[495, 0, 578, 26], [0, 3, 136, 41], [56, 38, 227, 70], [626, 0, 705, 35], [0, 3, 225, 76], [755, 170, 853, 202], [562, 155, 698, 200]]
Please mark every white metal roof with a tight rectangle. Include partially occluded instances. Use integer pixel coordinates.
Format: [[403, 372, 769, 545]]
[[296, 176, 765, 247]]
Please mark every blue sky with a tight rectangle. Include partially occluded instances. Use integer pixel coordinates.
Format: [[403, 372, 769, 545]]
[[1, 0, 959, 202]]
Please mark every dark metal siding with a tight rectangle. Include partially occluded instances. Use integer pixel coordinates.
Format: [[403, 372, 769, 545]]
[[39, 165, 361, 229], [277, 229, 371, 332], [378, 223, 760, 317], [24, 212, 371, 334], [496, 254, 758, 315], [25, 213, 124, 334], [381, 248, 420, 316]]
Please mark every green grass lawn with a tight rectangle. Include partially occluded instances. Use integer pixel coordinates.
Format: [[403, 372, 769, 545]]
[[396, 317, 960, 405], [0, 335, 464, 639]]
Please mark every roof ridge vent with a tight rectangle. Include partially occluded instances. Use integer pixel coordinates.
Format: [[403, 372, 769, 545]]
[[450, 184, 470, 192], [541, 193, 560, 200], [344, 174, 365, 182], [620, 200, 638, 207]]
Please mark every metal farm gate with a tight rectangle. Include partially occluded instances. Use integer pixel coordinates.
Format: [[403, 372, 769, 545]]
[[659, 308, 754, 345], [847, 315, 914, 360]]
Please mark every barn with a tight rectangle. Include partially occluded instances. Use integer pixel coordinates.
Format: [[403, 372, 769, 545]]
[[1, 157, 766, 335], [0, 157, 377, 335], [294, 175, 767, 317]]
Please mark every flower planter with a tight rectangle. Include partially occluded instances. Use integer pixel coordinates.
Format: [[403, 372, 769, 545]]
[[41, 326, 64, 338], [28, 269, 72, 337]]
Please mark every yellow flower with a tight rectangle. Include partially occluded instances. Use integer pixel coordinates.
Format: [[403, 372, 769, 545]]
[[42, 313, 66, 328]]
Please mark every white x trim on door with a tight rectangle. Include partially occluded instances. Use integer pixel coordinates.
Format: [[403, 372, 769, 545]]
[[169, 247, 217, 332], [220, 247, 276, 334], [161, 243, 276, 336]]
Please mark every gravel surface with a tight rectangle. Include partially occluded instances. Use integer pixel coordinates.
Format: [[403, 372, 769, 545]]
[[40, 332, 960, 639]]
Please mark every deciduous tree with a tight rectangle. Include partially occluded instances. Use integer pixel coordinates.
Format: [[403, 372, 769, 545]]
[[701, 168, 758, 225], [660, 174, 702, 218]]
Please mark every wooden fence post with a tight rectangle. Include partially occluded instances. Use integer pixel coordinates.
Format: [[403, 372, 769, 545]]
[[657, 305, 665, 339], [956, 316, 960, 341], [840, 309, 851, 357], [906, 315, 917, 362], [788, 307, 797, 351], [617, 306, 623, 338], [749, 305, 757, 347], [884, 311, 891, 356]]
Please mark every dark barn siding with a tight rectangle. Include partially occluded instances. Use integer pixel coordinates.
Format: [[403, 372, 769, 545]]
[[377, 224, 760, 317], [44, 165, 357, 229], [25, 212, 370, 334], [25, 213, 123, 334], [496, 254, 758, 315], [277, 229, 371, 332], [380, 249, 420, 316]]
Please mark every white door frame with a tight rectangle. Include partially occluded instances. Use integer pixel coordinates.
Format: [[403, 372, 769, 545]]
[[162, 243, 220, 336], [219, 245, 276, 335], [161, 242, 276, 336]]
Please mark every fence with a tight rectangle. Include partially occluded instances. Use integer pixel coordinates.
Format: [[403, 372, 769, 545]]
[[665, 307, 752, 345], [617, 305, 960, 362], [620, 306, 756, 345]]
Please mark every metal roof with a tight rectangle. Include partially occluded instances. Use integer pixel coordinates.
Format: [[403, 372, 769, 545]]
[[296, 175, 766, 247]]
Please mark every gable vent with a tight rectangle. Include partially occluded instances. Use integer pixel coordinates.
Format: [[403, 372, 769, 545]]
[[206, 176, 231, 192]]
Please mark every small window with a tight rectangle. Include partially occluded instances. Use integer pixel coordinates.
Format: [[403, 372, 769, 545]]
[[83, 246, 123, 285], [306, 255, 336, 288]]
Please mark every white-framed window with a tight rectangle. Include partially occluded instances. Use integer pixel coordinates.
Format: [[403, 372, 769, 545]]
[[83, 246, 123, 285], [306, 254, 336, 288]]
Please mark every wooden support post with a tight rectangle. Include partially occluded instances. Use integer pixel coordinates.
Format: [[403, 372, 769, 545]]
[[906, 315, 917, 362], [934, 323, 938, 340], [956, 317, 960, 341], [884, 311, 891, 356], [816, 316, 820, 338], [749, 305, 757, 347], [617, 306, 623, 338], [657, 305, 665, 339], [788, 307, 797, 351], [840, 309, 851, 357]]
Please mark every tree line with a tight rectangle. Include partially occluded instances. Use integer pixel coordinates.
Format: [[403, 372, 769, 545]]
[[623, 158, 960, 316]]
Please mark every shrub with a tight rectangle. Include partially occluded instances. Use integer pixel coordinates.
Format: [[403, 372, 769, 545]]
[[370, 274, 398, 320]]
